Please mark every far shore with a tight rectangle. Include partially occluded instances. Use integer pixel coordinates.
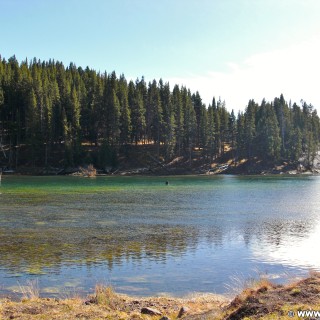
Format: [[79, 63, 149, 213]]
[[1, 164, 319, 177], [2, 149, 320, 178]]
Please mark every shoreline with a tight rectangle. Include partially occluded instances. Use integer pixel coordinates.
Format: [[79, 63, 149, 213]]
[[1, 273, 320, 319], [2, 157, 319, 177], [1, 168, 318, 177]]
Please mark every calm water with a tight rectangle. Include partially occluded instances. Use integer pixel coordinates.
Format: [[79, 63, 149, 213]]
[[0, 174, 319, 297]]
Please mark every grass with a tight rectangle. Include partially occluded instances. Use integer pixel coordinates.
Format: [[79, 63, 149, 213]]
[[0, 283, 227, 319], [2, 273, 320, 319], [217, 272, 320, 320], [92, 285, 126, 311], [18, 279, 40, 300], [224, 271, 274, 298]]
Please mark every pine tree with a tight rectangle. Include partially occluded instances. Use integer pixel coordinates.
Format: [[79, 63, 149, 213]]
[[229, 110, 236, 162], [128, 80, 145, 144], [159, 80, 175, 159], [199, 104, 208, 156], [182, 88, 197, 165], [109, 89, 121, 146], [244, 99, 257, 160], [26, 88, 39, 166], [206, 104, 215, 161], [236, 111, 246, 161], [147, 80, 163, 155], [212, 97, 221, 157], [256, 102, 281, 161], [192, 91, 202, 147], [118, 75, 131, 145], [172, 85, 184, 156], [218, 100, 229, 155], [70, 85, 82, 163]]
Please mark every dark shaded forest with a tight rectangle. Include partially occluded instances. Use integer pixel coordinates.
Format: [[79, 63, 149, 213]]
[[0, 55, 319, 172]]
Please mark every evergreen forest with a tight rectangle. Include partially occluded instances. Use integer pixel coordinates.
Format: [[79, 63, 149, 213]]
[[0, 55, 319, 171]]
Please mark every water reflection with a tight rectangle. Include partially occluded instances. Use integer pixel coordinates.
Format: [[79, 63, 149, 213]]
[[251, 218, 320, 269], [0, 225, 201, 273], [0, 175, 319, 296]]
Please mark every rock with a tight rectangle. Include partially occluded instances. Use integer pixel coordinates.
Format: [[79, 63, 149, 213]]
[[84, 298, 96, 305], [141, 307, 162, 316], [178, 306, 190, 318]]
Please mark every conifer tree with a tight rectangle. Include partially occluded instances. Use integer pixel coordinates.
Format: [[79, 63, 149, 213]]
[[182, 88, 197, 165], [206, 104, 215, 161], [128, 80, 145, 144], [244, 99, 257, 160], [256, 102, 281, 160], [229, 110, 236, 162], [147, 80, 163, 155], [172, 85, 184, 156], [236, 111, 246, 161], [118, 75, 131, 145], [159, 80, 175, 159], [212, 97, 221, 156]]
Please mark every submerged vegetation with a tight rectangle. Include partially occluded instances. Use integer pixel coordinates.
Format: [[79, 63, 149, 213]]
[[0, 55, 319, 172]]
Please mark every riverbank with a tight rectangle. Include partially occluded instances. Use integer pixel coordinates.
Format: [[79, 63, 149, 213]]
[[1, 273, 320, 319]]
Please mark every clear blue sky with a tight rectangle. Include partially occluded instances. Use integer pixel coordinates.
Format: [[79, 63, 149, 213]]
[[1, 0, 320, 111]]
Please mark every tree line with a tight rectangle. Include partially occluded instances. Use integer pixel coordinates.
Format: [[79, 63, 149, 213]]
[[0, 55, 319, 169]]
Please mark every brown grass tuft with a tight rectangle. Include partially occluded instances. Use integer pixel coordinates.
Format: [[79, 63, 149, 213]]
[[92, 285, 126, 311], [18, 279, 40, 301]]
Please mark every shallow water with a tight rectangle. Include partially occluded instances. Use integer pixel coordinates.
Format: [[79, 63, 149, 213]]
[[0, 175, 319, 297]]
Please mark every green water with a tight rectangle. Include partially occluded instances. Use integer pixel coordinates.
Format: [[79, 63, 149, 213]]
[[0, 175, 319, 297]]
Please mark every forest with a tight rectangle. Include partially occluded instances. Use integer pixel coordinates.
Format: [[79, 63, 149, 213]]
[[0, 55, 319, 171]]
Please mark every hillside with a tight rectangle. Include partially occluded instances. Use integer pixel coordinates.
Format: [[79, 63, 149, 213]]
[[1, 56, 320, 174]]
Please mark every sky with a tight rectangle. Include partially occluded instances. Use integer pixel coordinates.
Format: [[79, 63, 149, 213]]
[[1, 0, 320, 112]]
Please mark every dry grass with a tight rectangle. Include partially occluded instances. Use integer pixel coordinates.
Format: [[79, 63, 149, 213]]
[[0, 285, 227, 320], [218, 272, 320, 320], [18, 279, 40, 301], [91, 285, 126, 310], [3, 274, 320, 320], [0, 297, 126, 320], [224, 272, 274, 299]]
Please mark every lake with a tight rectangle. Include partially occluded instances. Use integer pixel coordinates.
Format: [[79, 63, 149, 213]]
[[0, 174, 319, 298]]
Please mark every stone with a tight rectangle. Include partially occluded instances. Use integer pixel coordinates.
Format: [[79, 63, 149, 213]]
[[178, 306, 190, 318], [141, 307, 162, 316]]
